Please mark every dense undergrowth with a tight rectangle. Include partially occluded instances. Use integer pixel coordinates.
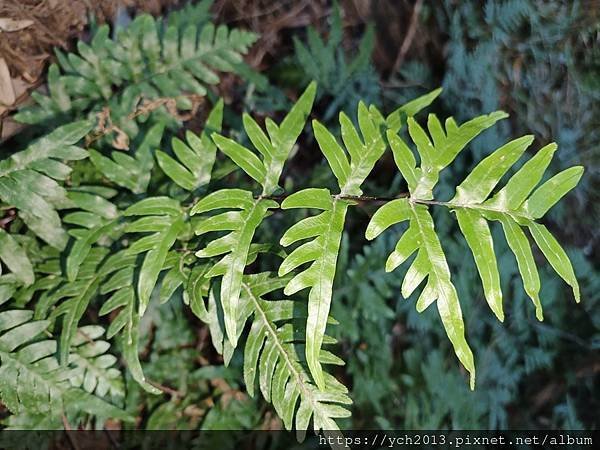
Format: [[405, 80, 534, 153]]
[[0, 0, 597, 439]]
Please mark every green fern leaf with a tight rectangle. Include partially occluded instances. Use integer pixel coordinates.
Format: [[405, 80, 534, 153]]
[[189, 272, 351, 438], [124, 197, 187, 315], [89, 122, 164, 193], [241, 273, 351, 439], [192, 82, 316, 347], [0, 309, 59, 414], [0, 309, 130, 420], [64, 188, 120, 282], [0, 121, 92, 258], [35, 247, 141, 366], [279, 100, 390, 388], [278, 92, 443, 388], [156, 99, 223, 191], [15, 11, 257, 144], [0, 230, 34, 286], [367, 110, 584, 388], [279, 190, 350, 390], [97, 249, 161, 394], [69, 325, 125, 398]]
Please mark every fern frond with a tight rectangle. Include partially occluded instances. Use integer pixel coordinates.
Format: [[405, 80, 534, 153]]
[[278, 190, 350, 390], [366, 110, 584, 388], [64, 187, 120, 282], [366, 197, 476, 387], [38, 248, 110, 364], [293, 2, 379, 120], [0, 309, 129, 420], [278, 93, 437, 388], [0, 121, 92, 263], [123, 197, 187, 315], [244, 274, 352, 440], [156, 99, 223, 192], [191, 82, 316, 347], [15, 12, 256, 139], [451, 140, 583, 308], [37, 241, 159, 377], [190, 272, 351, 437], [89, 122, 164, 193], [241, 273, 351, 438], [98, 249, 162, 394], [69, 325, 124, 399], [16, 10, 256, 128], [0, 230, 34, 287], [0, 309, 62, 414]]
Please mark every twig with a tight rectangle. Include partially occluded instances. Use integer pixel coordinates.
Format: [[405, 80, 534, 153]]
[[148, 380, 183, 398], [85, 94, 205, 150], [62, 414, 81, 450], [390, 0, 424, 77]]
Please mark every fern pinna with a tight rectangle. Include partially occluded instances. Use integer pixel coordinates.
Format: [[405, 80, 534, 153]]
[[0, 79, 582, 435]]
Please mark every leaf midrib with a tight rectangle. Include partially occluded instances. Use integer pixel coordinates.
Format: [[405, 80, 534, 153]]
[[0, 348, 67, 407], [242, 282, 330, 425], [221, 199, 267, 343]]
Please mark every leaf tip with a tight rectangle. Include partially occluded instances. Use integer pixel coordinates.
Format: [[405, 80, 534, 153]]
[[282, 283, 294, 296], [138, 305, 147, 317], [364, 227, 376, 241], [572, 280, 581, 303], [384, 260, 395, 273], [277, 264, 289, 277], [311, 118, 323, 132], [535, 305, 544, 321], [490, 110, 509, 121]]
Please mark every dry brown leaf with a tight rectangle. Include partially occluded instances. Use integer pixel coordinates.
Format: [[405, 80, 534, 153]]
[[0, 18, 34, 32], [0, 117, 26, 142], [0, 57, 15, 106], [111, 128, 130, 150]]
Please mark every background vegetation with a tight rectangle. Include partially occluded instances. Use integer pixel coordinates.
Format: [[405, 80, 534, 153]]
[[0, 0, 598, 437]]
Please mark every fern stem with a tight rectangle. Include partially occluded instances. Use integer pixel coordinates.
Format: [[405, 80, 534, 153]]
[[258, 193, 410, 203], [258, 193, 533, 220]]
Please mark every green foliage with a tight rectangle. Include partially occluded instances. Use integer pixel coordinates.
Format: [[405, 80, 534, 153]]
[[365, 111, 582, 387], [193, 82, 316, 346], [0, 1, 591, 439], [1, 79, 583, 434], [0, 121, 92, 258], [89, 122, 164, 193], [15, 1, 256, 145], [291, 2, 380, 120], [156, 100, 223, 192], [214, 272, 350, 437], [69, 325, 124, 399], [277, 91, 443, 388], [0, 308, 129, 423]]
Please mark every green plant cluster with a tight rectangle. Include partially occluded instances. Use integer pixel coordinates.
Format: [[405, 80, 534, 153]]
[[0, 0, 596, 438]]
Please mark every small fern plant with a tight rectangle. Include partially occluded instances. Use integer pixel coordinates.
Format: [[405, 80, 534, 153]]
[[15, 1, 255, 148], [0, 78, 583, 436]]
